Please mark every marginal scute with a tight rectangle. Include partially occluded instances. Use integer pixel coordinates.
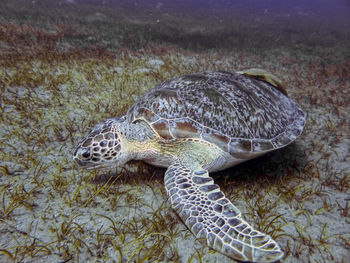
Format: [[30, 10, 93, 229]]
[[271, 130, 295, 148], [133, 107, 159, 123], [229, 138, 252, 159], [152, 119, 172, 139], [252, 140, 274, 152], [170, 118, 201, 138], [202, 128, 230, 152]]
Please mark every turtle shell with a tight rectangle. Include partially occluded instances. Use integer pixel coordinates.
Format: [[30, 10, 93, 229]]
[[127, 71, 306, 159]]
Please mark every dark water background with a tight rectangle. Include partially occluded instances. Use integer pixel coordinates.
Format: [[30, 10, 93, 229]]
[[65, 0, 350, 50], [112, 0, 350, 16], [87, 0, 350, 24], [1, 0, 349, 51]]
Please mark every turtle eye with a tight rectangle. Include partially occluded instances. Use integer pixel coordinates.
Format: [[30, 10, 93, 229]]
[[81, 148, 91, 159]]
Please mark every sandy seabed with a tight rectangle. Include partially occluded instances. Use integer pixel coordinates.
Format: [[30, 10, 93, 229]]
[[0, 1, 350, 262]]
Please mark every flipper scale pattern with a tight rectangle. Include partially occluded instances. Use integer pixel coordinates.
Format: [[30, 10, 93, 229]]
[[165, 162, 283, 262]]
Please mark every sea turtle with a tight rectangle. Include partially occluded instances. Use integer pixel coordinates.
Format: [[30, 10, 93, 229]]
[[73, 70, 306, 262]]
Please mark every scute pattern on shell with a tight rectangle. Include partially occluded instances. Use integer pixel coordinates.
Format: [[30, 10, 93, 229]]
[[127, 71, 306, 155]]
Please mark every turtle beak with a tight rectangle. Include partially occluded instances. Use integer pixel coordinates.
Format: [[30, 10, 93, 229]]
[[73, 156, 103, 169], [73, 157, 88, 167]]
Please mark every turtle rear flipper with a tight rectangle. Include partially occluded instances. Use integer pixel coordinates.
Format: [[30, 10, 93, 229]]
[[165, 162, 283, 263]]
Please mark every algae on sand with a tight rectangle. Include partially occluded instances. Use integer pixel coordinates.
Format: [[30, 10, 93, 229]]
[[0, 0, 349, 262]]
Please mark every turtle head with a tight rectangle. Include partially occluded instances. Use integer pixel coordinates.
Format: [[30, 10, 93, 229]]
[[73, 116, 130, 169]]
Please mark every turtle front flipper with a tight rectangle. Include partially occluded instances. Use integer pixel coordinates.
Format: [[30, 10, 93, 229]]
[[165, 162, 283, 263]]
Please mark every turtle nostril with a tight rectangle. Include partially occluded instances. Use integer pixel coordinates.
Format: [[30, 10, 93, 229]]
[[81, 148, 91, 159]]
